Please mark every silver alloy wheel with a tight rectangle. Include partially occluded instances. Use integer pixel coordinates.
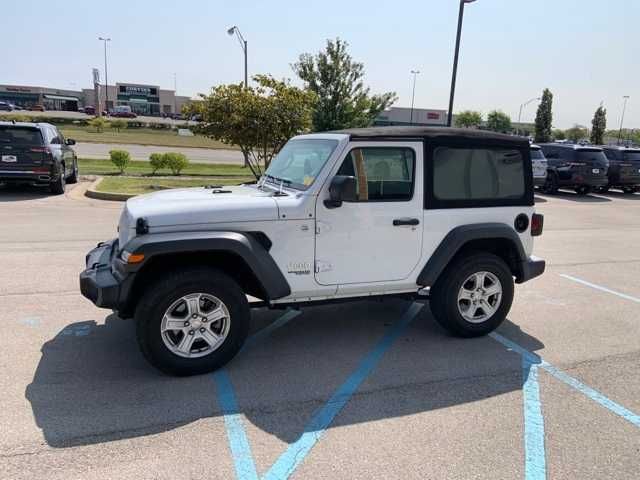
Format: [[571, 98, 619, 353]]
[[457, 271, 502, 324], [160, 293, 231, 358]]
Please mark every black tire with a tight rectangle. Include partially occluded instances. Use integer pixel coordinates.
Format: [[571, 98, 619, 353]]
[[49, 168, 65, 195], [574, 186, 591, 195], [67, 160, 78, 184], [597, 185, 610, 193], [136, 267, 250, 376], [429, 253, 514, 338], [622, 186, 635, 194], [542, 171, 558, 194]]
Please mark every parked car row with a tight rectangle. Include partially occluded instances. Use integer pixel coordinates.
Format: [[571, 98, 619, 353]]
[[534, 143, 640, 195]]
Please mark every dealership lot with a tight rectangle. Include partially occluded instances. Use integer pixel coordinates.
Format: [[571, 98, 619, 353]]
[[0, 185, 638, 479]]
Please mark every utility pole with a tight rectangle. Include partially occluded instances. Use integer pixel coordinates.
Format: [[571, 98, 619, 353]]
[[618, 95, 630, 144], [447, 0, 476, 127], [98, 37, 111, 114], [173, 73, 177, 115], [409, 70, 420, 125]]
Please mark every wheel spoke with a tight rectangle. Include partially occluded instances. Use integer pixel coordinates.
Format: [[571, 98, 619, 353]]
[[176, 332, 196, 354], [481, 299, 496, 317], [484, 282, 502, 297], [186, 294, 202, 316], [458, 289, 474, 301], [199, 328, 221, 348], [163, 314, 187, 332], [474, 272, 486, 289], [206, 305, 227, 323], [466, 304, 479, 319]]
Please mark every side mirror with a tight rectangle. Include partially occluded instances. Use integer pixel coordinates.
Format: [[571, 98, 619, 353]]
[[66, 138, 76, 146], [324, 175, 357, 209]]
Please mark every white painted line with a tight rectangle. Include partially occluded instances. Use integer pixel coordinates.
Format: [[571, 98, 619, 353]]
[[559, 274, 640, 304]]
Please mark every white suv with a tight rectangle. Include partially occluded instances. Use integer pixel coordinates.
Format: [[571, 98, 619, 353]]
[[80, 127, 545, 376]]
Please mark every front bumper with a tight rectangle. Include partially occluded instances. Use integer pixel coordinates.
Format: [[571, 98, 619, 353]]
[[516, 256, 546, 284], [79, 239, 122, 309], [533, 176, 547, 187]]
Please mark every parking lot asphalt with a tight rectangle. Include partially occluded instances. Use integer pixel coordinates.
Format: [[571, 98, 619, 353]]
[[0, 185, 638, 480]]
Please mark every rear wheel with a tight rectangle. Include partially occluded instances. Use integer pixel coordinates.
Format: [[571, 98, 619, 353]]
[[429, 253, 514, 337], [622, 186, 636, 194], [67, 160, 78, 184], [542, 171, 558, 194], [136, 267, 250, 376], [50, 168, 65, 195]]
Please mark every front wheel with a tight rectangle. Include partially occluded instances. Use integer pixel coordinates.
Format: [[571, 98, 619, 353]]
[[429, 253, 514, 337], [136, 268, 250, 376], [542, 171, 558, 194], [67, 160, 78, 184]]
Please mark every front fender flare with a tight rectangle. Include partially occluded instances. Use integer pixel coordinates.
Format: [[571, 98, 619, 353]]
[[121, 231, 291, 300]]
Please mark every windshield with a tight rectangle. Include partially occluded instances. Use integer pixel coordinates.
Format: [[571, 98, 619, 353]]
[[575, 150, 608, 165], [0, 127, 43, 145], [264, 139, 339, 190]]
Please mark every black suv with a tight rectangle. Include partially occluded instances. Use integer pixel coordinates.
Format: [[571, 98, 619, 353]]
[[539, 143, 609, 195], [599, 146, 640, 194], [0, 122, 78, 194]]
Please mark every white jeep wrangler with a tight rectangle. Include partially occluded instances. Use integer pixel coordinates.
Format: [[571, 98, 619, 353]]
[[80, 127, 545, 376]]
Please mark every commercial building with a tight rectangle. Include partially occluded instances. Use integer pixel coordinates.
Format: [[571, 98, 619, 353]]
[[81, 82, 191, 116], [0, 82, 192, 116], [0, 84, 82, 111], [374, 107, 448, 126]]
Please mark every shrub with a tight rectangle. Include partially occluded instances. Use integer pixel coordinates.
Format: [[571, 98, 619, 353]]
[[149, 153, 167, 175], [89, 117, 108, 133], [110, 119, 127, 133], [0, 114, 32, 122], [164, 152, 189, 175], [109, 149, 131, 174]]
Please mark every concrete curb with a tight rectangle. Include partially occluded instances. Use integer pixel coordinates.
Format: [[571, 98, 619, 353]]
[[84, 177, 135, 202]]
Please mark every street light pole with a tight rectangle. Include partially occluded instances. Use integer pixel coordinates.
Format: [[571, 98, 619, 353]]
[[173, 73, 177, 115], [618, 95, 630, 144], [517, 97, 541, 136], [447, 0, 476, 127], [410, 70, 420, 125], [227, 26, 248, 87], [98, 37, 111, 115]]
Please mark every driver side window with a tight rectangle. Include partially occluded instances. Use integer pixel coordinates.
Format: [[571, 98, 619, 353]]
[[337, 147, 415, 201]]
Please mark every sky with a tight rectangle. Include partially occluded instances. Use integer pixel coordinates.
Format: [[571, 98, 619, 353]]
[[1, 0, 638, 129]]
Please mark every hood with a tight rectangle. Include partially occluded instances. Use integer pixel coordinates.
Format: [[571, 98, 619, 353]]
[[124, 184, 279, 229]]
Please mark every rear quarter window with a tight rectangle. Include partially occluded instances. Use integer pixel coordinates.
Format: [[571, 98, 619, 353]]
[[0, 127, 44, 145], [432, 147, 525, 201]]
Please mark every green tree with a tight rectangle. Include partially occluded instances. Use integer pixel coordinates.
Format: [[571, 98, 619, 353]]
[[552, 129, 566, 141], [189, 74, 316, 179], [292, 38, 397, 131], [534, 88, 553, 143], [89, 117, 107, 133], [164, 152, 189, 175], [486, 110, 512, 133], [455, 110, 483, 128], [109, 149, 131, 174], [566, 125, 588, 143], [149, 153, 167, 175], [590, 105, 606, 145], [110, 118, 127, 133]]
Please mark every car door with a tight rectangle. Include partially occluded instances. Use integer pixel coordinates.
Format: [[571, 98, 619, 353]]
[[314, 142, 424, 287]]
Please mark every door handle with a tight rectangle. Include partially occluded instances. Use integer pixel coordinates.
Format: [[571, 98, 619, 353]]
[[393, 218, 420, 226]]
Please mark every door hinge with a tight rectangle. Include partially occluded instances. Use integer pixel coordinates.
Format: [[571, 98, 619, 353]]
[[315, 260, 332, 273]]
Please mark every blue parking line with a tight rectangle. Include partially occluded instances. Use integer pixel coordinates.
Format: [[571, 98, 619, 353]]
[[490, 332, 640, 428], [560, 274, 640, 304], [213, 370, 259, 480], [263, 302, 423, 480], [522, 357, 546, 480]]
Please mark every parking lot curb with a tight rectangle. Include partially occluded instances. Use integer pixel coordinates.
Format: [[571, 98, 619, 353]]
[[84, 176, 135, 202]]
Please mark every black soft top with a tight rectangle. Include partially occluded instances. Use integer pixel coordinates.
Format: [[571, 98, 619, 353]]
[[332, 126, 528, 146]]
